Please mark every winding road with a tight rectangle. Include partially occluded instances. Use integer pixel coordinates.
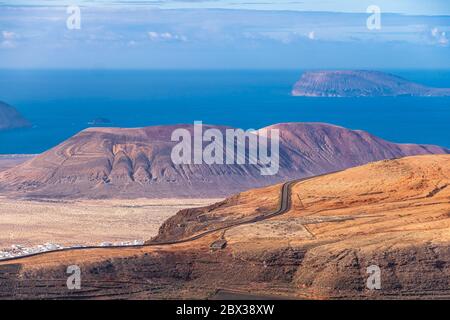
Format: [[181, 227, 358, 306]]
[[0, 178, 301, 263]]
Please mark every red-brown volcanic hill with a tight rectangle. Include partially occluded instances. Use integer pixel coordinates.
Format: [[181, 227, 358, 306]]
[[0, 122, 448, 199], [260, 123, 448, 177]]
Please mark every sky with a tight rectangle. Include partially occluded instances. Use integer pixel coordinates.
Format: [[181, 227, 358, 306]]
[[0, 0, 449, 69], [1, 0, 449, 15]]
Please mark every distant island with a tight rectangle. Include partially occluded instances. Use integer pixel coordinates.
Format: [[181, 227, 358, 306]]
[[0, 101, 31, 131], [292, 70, 450, 97]]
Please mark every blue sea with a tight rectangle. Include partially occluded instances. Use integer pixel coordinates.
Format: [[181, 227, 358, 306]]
[[0, 69, 449, 154]]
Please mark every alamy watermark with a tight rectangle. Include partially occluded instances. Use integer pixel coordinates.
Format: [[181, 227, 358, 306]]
[[170, 121, 280, 176], [366, 264, 381, 290], [66, 5, 81, 30], [366, 5, 381, 30], [66, 265, 81, 290]]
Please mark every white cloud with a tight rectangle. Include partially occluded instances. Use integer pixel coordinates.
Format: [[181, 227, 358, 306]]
[[147, 31, 187, 42], [248, 30, 317, 44], [2, 31, 16, 40], [1, 31, 17, 49], [439, 32, 448, 45], [430, 27, 448, 46], [257, 31, 294, 44], [127, 40, 137, 47], [147, 31, 159, 40]]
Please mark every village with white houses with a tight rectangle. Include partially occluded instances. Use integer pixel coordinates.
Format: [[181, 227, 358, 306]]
[[0, 240, 145, 260]]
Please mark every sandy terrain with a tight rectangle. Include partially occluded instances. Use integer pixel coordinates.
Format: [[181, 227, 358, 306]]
[[0, 197, 219, 249]]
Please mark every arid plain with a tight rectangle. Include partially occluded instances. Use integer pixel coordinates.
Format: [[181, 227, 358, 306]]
[[0, 197, 218, 249], [0, 155, 218, 249]]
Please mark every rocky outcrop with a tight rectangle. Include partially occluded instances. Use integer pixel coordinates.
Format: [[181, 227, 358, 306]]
[[2, 241, 449, 299], [292, 70, 450, 97], [293, 243, 450, 299]]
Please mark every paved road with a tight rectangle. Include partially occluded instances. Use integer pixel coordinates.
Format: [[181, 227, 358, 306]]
[[0, 178, 301, 263]]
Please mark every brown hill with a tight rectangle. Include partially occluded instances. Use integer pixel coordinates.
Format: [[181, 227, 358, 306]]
[[151, 154, 450, 299], [1, 155, 449, 299], [0, 122, 447, 199]]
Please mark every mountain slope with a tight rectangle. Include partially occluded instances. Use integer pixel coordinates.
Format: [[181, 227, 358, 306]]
[[0, 122, 448, 199], [292, 70, 450, 97], [0, 101, 30, 131], [151, 154, 450, 299]]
